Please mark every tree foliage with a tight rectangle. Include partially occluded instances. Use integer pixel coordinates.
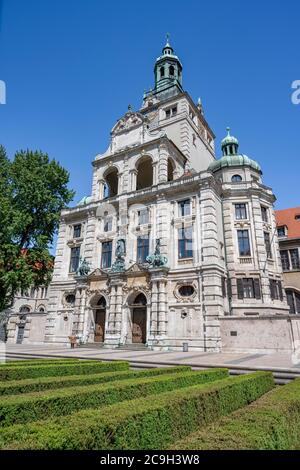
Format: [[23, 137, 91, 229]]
[[0, 146, 74, 312]]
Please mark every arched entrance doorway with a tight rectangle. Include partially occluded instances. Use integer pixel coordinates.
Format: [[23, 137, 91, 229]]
[[130, 293, 147, 344], [92, 296, 107, 343]]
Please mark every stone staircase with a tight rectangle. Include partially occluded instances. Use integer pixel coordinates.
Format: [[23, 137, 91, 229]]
[[116, 343, 149, 351]]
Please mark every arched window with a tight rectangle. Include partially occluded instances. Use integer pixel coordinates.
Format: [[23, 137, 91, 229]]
[[133, 293, 147, 306], [136, 157, 153, 190], [160, 67, 165, 78], [232, 175, 242, 183], [19, 306, 30, 314], [97, 296, 106, 309], [168, 158, 175, 182], [65, 293, 75, 305], [286, 289, 300, 314], [169, 65, 175, 76], [104, 168, 119, 198]]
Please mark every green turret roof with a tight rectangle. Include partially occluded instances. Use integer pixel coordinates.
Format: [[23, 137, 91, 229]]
[[209, 127, 262, 174], [77, 195, 93, 207], [209, 154, 262, 173]]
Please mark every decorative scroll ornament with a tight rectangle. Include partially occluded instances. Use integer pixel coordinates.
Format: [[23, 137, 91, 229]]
[[146, 239, 168, 268]]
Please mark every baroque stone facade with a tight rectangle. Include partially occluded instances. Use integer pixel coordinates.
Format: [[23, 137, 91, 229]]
[[9, 39, 300, 353]]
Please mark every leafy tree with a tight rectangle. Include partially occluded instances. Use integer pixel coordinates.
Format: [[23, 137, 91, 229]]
[[0, 146, 74, 312]]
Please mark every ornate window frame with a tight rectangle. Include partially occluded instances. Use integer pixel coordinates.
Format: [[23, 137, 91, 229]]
[[174, 281, 197, 303]]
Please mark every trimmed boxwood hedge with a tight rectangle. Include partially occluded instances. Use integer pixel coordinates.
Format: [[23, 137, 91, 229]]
[[170, 378, 300, 450], [0, 368, 228, 427], [0, 366, 192, 396], [0, 359, 81, 368], [0, 361, 129, 381], [0, 371, 274, 449]]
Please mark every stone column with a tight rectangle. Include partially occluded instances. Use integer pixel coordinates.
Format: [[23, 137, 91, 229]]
[[131, 170, 137, 191], [199, 184, 223, 352], [71, 276, 88, 340], [158, 279, 168, 336], [150, 280, 158, 337], [104, 274, 124, 348], [148, 267, 169, 349], [158, 142, 169, 183], [98, 179, 106, 200]]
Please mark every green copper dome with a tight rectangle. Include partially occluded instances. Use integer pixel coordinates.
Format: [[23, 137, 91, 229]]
[[77, 195, 93, 207], [209, 154, 262, 173], [209, 127, 262, 174]]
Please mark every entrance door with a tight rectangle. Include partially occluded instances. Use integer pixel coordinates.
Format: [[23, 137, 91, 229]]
[[94, 309, 105, 343], [16, 325, 25, 344], [132, 308, 146, 344]]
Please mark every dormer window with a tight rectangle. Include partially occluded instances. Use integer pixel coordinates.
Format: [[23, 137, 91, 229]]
[[277, 226, 287, 238], [295, 214, 300, 220]]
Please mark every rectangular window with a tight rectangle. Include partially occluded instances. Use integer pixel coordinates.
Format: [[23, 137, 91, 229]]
[[261, 206, 268, 223], [101, 241, 112, 269], [178, 199, 191, 217], [69, 246, 80, 273], [280, 250, 290, 271], [104, 217, 112, 232], [237, 230, 251, 257], [178, 226, 193, 259], [165, 105, 177, 119], [277, 226, 286, 238], [73, 224, 82, 238], [138, 209, 149, 225], [137, 235, 149, 263], [270, 279, 283, 301], [264, 232, 273, 259], [237, 278, 261, 300], [290, 249, 300, 270], [235, 203, 247, 220]]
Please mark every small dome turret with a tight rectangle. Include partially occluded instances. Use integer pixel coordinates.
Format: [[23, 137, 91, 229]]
[[209, 127, 262, 174], [221, 127, 239, 156]]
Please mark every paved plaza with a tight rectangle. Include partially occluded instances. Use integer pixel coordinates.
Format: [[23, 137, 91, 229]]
[[2, 344, 300, 373]]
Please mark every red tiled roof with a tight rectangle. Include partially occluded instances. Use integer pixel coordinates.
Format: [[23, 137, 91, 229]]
[[275, 206, 300, 239]]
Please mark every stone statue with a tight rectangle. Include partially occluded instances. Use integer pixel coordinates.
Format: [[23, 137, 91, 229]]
[[76, 257, 91, 276], [146, 239, 168, 268], [111, 239, 126, 273]]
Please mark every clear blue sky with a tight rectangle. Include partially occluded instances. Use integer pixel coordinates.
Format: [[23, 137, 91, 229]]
[[0, 0, 299, 213]]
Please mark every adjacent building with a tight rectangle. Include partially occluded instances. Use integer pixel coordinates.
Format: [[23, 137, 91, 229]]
[[276, 207, 300, 315]]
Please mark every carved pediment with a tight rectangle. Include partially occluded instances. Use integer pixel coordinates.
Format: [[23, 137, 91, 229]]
[[125, 263, 148, 274], [87, 268, 109, 279], [111, 110, 147, 136]]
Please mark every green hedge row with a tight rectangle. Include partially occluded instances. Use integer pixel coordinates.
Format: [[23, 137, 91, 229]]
[[0, 368, 228, 427], [0, 366, 192, 396], [0, 359, 80, 368], [0, 371, 274, 449], [171, 377, 300, 450], [0, 361, 129, 381]]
